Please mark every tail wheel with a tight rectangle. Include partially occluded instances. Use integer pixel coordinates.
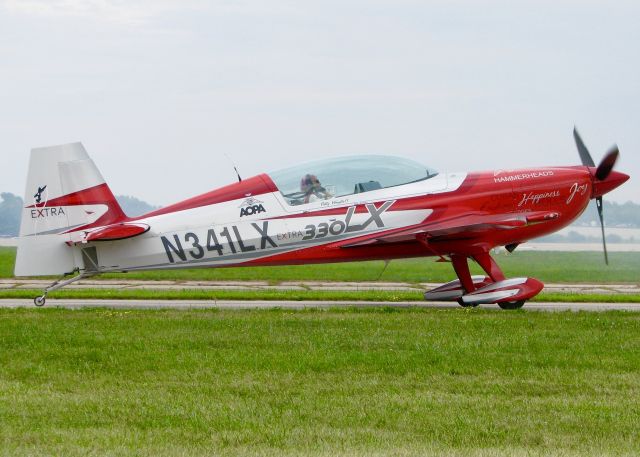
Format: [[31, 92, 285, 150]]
[[34, 296, 46, 307], [498, 300, 525, 310]]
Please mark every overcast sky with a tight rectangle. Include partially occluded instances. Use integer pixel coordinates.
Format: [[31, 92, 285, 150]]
[[0, 0, 638, 206]]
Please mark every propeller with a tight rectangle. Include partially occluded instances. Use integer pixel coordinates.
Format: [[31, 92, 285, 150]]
[[572, 127, 623, 265], [594, 196, 608, 265], [595, 146, 619, 181], [573, 128, 595, 168]]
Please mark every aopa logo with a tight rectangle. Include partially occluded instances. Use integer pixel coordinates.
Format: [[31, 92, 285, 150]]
[[239, 197, 266, 217]]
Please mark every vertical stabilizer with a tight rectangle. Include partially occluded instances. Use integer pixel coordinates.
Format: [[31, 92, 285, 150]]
[[14, 142, 125, 276]]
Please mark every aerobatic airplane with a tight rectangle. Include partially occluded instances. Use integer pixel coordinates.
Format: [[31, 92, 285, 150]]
[[15, 129, 628, 308]]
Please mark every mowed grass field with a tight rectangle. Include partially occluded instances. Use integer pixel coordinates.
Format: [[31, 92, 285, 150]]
[[1, 308, 639, 456], [1, 247, 639, 284]]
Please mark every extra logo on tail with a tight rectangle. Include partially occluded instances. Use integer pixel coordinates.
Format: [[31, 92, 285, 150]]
[[34, 185, 47, 204]]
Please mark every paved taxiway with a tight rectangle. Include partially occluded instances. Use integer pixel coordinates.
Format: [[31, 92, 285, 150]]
[[1, 299, 638, 312], [2, 279, 638, 295]]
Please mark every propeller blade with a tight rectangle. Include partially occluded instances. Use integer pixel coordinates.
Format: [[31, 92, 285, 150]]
[[595, 196, 609, 265], [573, 127, 596, 167], [595, 145, 620, 181]]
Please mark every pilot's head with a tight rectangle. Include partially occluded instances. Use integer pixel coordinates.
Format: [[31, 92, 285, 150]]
[[300, 174, 320, 193]]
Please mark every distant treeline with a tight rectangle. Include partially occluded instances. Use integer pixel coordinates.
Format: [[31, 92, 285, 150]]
[[0, 191, 638, 237], [576, 200, 640, 228], [541, 231, 638, 244], [0, 192, 159, 236]]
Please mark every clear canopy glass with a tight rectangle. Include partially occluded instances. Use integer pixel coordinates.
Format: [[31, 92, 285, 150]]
[[268, 155, 438, 206]]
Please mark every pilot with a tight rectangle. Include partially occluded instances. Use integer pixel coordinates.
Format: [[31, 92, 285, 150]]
[[300, 174, 332, 203]]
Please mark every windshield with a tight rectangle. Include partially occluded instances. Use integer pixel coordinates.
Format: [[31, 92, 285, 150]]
[[268, 155, 438, 206]]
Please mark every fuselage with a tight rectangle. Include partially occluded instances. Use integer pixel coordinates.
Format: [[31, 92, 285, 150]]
[[86, 165, 595, 273]]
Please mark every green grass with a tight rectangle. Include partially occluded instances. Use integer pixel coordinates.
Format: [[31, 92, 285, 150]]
[[1, 288, 640, 303], [0, 247, 14, 278], [2, 247, 640, 284], [0, 308, 639, 456]]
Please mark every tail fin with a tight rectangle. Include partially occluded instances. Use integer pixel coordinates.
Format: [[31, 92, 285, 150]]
[[14, 142, 126, 276]]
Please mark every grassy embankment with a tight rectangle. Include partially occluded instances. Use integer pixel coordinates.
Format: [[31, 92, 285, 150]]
[[1, 247, 638, 302], [1, 307, 638, 456]]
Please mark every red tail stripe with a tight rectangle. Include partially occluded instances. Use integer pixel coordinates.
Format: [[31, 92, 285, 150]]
[[25, 183, 128, 233], [27, 182, 126, 219]]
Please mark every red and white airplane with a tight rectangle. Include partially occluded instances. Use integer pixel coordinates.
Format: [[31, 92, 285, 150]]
[[16, 129, 629, 308]]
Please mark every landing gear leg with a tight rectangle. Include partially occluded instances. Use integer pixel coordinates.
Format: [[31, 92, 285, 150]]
[[472, 252, 505, 282], [33, 271, 96, 307], [451, 255, 478, 308]]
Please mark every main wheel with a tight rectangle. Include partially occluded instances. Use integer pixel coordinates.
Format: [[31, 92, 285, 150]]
[[34, 296, 46, 307], [498, 300, 525, 310], [457, 298, 478, 308]]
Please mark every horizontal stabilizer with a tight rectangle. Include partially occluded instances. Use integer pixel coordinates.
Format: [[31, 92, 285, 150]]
[[68, 223, 150, 244]]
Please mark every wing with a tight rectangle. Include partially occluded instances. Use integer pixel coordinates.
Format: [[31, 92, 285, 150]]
[[337, 211, 559, 248]]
